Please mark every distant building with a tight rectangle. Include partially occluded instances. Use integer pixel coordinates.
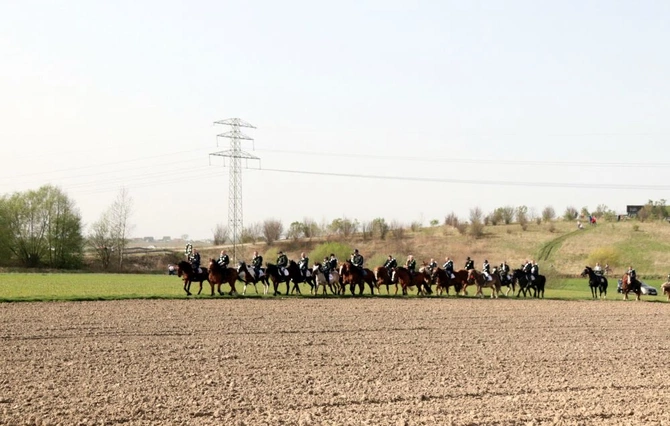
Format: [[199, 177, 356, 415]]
[[161, 236, 172, 242], [626, 205, 644, 217], [143, 236, 155, 242]]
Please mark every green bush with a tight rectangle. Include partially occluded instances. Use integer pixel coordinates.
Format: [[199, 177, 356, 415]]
[[586, 247, 622, 268], [309, 242, 353, 266]]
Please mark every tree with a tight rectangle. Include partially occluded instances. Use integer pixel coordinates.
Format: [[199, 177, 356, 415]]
[[469, 207, 484, 238], [212, 223, 229, 245], [109, 188, 134, 269], [0, 185, 83, 268], [262, 219, 283, 245], [88, 212, 114, 270], [371, 217, 389, 240], [563, 206, 578, 221], [287, 221, 303, 241], [541, 206, 556, 223], [301, 218, 321, 239], [516, 206, 529, 231], [429, 219, 439, 227], [501, 206, 515, 225]]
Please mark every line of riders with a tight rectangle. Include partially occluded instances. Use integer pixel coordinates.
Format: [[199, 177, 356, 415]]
[[185, 243, 548, 291]]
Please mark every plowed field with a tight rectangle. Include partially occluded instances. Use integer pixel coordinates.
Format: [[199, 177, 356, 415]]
[[1, 298, 668, 425]]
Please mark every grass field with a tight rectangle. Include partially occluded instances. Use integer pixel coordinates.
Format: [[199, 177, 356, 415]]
[[0, 273, 666, 302]]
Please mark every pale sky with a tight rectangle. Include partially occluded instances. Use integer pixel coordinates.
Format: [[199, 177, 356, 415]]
[[2, 1, 670, 240]]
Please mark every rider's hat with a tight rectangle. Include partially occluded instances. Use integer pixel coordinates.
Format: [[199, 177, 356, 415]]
[[354, 249, 359, 253]]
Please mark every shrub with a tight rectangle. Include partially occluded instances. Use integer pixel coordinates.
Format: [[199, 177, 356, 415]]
[[535, 217, 542, 225], [469, 207, 484, 239], [410, 221, 422, 232], [444, 212, 459, 227], [542, 206, 556, 222], [563, 206, 578, 221], [309, 242, 353, 266], [632, 224, 640, 232], [390, 221, 405, 240], [456, 223, 468, 235], [586, 247, 622, 268], [501, 206, 515, 224], [262, 219, 283, 245], [429, 219, 439, 227], [371, 218, 390, 240], [548, 223, 556, 233]]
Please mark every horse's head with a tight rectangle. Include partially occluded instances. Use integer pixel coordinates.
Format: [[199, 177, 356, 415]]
[[581, 266, 591, 277], [312, 263, 321, 273], [177, 261, 191, 277], [237, 261, 246, 272]]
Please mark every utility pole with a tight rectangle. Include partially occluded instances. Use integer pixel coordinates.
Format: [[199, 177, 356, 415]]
[[209, 118, 260, 262]]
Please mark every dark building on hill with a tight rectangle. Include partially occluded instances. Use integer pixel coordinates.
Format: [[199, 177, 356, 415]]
[[626, 205, 644, 217]]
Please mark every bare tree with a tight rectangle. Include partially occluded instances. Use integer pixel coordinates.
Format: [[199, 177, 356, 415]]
[[541, 206, 556, 223], [262, 219, 284, 245], [389, 220, 405, 240], [301, 217, 320, 239], [212, 223, 229, 245], [109, 188, 134, 269], [469, 207, 484, 238], [361, 221, 372, 241], [88, 212, 114, 270]]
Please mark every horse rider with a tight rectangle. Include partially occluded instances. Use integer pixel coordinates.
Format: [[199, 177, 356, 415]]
[[298, 252, 310, 279], [530, 261, 539, 281], [482, 259, 491, 281], [351, 249, 364, 275], [189, 248, 201, 273], [443, 256, 454, 278], [464, 256, 474, 271], [321, 256, 331, 285], [384, 255, 397, 277], [427, 258, 438, 273], [329, 253, 338, 271], [500, 261, 511, 283], [276, 251, 288, 276], [522, 259, 532, 283], [251, 250, 263, 278], [593, 262, 603, 275], [218, 250, 230, 268], [627, 265, 637, 284], [406, 255, 416, 278]]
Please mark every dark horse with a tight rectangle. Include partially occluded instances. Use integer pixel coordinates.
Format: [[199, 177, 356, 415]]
[[339, 261, 375, 295], [511, 269, 546, 298], [287, 260, 317, 295], [237, 261, 269, 295], [581, 266, 607, 299], [621, 272, 641, 301], [391, 267, 431, 295], [431, 267, 462, 296], [208, 259, 239, 295], [176, 261, 210, 296]]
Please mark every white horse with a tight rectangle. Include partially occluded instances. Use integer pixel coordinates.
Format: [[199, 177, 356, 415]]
[[312, 264, 340, 295]]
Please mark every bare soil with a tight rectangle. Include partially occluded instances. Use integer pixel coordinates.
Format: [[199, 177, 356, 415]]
[[1, 298, 669, 425]]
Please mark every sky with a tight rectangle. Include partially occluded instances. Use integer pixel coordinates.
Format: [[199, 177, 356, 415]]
[[1, 1, 670, 240]]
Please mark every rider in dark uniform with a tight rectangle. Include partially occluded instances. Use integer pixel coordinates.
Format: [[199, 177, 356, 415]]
[[251, 251, 263, 278], [464, 257, 474, 271], [321, 256, 331, 285], [190, 249, 201, 273], [443, 257, 454, 277], [298, 252, 309, 279], [406, 255, 416, 277], [351, 249, 364, 275], [427, 258, 438, 273], [522, 260, 532, 283], [328, 253, 338, 271], [482, 260, 491, 281], [500, 261, 510, 284], [531, 261, 539, 281], [384, 255, 397, 278], [217, 250, 230, 268], [277, 251, 288, 276], [627, 265, 637, 284]]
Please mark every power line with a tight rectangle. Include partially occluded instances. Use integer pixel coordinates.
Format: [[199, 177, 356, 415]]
[[255, 167, 670, 191], [257, 148, 670, 168]]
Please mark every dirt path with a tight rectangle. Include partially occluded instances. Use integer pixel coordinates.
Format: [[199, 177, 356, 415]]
[[1, 299, 668, 425]]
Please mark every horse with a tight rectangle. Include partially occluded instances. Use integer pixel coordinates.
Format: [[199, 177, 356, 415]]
[[312, 263, 340, 295], [338, 261, 373, 295], [581, 266, 607, 299], [237, 261, 269, 295], [207, 259, 239, 295], [662, 280, 670, 301], [466, 269, 501, 298], [620, 272, 641, 301], [265, 263, 291, 296], [391, 267, 431, 295], [496, 267, 516, 296], [511, 269, 533, 297], [176, 261, 210, 296], [373, 266, 398, 295], [287, 260, 317, 295], [431, 267, 461, 296]]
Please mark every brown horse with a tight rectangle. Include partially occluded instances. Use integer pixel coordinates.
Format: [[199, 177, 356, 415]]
[[338, 261, 374, 295], [621, 273, 641, 301], [466, 269, 501, 298], [391, 267, 431, 295], [662, 281, 670, 301], [373, 266, 398, 295], [208, 259, 239, 296], [176, 261, 210, 296], [431, 267, 461, 296]]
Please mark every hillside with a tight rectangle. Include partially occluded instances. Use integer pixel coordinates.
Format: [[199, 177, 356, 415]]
[[163, 218, 670, 280]]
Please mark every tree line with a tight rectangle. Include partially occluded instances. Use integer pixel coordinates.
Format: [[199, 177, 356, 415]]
[[0, 185, 133, 269]]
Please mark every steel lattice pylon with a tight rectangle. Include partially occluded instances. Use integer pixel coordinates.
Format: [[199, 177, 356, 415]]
[[209, 118, 259, 262]]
